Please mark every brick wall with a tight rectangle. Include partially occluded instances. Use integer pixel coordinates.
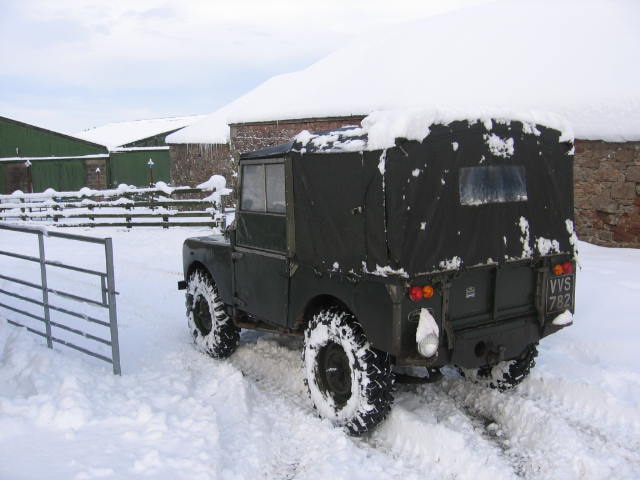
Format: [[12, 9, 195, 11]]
[[84, 158, 108, 190], [574, 140, 640, 248], [168, 143, 235, 190], [229, 116, 365, 157]]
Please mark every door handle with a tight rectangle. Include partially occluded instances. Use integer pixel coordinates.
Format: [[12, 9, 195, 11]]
[[231, 252, 244, 260], [351, 206, 364, 215]]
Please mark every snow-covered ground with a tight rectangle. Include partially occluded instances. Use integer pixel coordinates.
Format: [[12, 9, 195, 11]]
[[1, 226, 639, 479]]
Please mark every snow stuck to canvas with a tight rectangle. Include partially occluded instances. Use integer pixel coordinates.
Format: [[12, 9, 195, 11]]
[[294, 107, 573, 153]]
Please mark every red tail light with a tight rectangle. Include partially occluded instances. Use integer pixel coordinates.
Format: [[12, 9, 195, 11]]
[[409, 286, 423, 302], [562, 262, 574, 274], [409, 285, 435, 301]]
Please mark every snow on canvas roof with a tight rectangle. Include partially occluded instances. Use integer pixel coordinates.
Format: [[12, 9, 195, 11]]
[[170, 0, 639, 144], [76, 114, 206, 148]]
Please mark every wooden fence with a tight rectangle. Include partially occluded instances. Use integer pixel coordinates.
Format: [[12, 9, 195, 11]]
[[0, 185, 229, 229]]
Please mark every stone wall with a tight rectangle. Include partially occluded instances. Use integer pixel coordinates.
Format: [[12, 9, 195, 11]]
[[574, 140, 640, 248], [84, 158, 108, 190], [168, 143, 235, 190], [229, 116, 365, 157]]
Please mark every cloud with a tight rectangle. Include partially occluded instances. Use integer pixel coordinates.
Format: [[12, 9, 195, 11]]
[[0, 0, 495, 131]]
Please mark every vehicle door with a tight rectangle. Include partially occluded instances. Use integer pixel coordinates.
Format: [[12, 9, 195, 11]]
[[233, 159, 289, 326]]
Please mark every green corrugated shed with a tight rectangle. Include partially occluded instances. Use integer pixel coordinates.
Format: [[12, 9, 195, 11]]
[[0, 116, 106, 158], [109, 149, 171, 187], [32, 159, 86, 192], [0, 116, 108, 194]]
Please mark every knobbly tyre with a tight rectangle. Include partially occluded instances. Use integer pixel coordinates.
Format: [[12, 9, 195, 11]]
[[178, 111, 577, 435]]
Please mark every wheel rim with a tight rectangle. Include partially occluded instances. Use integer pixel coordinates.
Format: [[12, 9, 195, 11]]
[[316, 341, 352, 407], [193, 296, 212, 335]]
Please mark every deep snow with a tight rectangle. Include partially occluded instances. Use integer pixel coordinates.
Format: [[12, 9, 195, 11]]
[[167, 0, 640, 144], [0, 226, 639, 479]]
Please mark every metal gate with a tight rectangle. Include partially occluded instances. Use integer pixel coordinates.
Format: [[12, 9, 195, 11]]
[[0, 223, 121, 374]]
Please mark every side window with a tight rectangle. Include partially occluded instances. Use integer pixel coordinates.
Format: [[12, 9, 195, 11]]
[[240, 162, 286, 214], [266, 164, 285, 213], [241, 164, 266, 212]]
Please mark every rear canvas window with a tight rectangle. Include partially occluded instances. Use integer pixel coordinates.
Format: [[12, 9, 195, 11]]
[[240, 162, 285, 213], [459, 165, 528, 206]]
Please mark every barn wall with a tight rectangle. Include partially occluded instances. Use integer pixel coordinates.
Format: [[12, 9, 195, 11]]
[[84, 158, 109, 190], [2, 162, 30, 193], [229, 116, 365, 156], [574, 140, 640, 248], [109, 150, 171, 188], [0, 117, 106, 158], [32, 159, 85, 192], [2, 158, 96, 194], [168, 143, 234, 189]]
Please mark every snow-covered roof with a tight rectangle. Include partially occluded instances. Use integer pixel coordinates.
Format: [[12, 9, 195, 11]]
[[76, 115, 206, 148], [170, 0, 639, 144], [166, 111, 229, 144]]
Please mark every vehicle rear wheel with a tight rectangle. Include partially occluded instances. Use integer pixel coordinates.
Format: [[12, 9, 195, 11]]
[[303, 307, 394, 435], [460, 343, 538, 392], [185, 269, 239, 359]]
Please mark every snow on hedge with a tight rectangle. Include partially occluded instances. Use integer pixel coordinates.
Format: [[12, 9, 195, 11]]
[[170, 0, 639, 144]]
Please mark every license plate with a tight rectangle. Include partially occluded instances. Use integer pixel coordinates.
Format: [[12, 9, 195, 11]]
[[546, 274, 575, 314]]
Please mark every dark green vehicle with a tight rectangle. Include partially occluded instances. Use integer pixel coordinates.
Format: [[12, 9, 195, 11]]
[[179, 118, 577, 434]]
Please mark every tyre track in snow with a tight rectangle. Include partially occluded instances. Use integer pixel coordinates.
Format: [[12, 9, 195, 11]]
[[440, 376, 640, 479], [518, 374, 640, 456], [228, 333, 428, 480], [225, 332, 640, 479], [229, 333, 520, 480], [375, 380, 526, 479]]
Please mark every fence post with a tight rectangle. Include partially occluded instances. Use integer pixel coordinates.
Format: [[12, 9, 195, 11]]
[[104, 238, 121, 375], [38, 232, 53, 348]]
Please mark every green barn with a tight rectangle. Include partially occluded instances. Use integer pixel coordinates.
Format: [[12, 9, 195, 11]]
[[76, 115, 204, 188], [0, 116, 109, 194], [0, 114, 204, 194]]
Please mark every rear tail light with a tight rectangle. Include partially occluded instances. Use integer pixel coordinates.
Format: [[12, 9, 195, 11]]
[[552, 262, 574, 275], [409, 286, 423, 301], [409, 285, 435, 301], [422, 285, 435, 298]]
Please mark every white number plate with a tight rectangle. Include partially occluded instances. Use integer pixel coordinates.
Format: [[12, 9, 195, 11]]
[[546, 274, 575, 313]]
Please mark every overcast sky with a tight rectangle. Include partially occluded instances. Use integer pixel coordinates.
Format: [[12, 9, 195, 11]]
[[0, 0, 493, 134]]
